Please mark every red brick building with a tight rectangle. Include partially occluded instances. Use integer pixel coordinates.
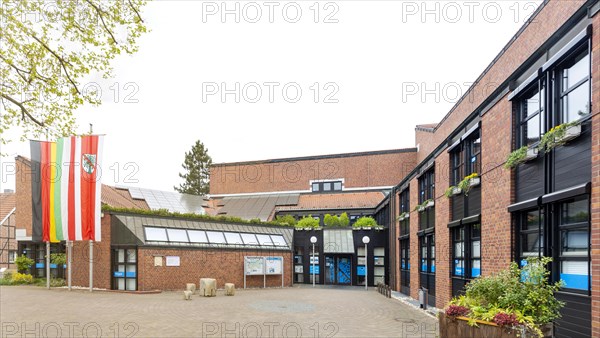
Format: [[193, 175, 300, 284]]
[[0, 192, 16, 270]]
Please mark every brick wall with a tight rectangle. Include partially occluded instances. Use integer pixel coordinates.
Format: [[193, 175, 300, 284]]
[[15, 157, 32, 237], [409, 179, 419, 300], [434, 152, 451, 308], [71, 214, 112, 289], [137, 248, 292, 291], [480, 97, 513, 275], [210, 150, 417, 195], [393, 192, 400, 291]]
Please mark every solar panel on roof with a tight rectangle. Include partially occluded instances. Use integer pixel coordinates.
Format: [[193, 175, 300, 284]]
[[123, 187, 205, 214]]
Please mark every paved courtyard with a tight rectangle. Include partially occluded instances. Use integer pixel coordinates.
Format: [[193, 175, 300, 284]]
[[0, 285, 437, 337]]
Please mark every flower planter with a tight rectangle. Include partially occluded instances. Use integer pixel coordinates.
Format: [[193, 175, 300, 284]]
[[398, 213, 410, 221], [469, 177, 481, 187], [451, 187, 462, 196], [438, 313, 552, 338], [417, 206, 425, 212], [524, 147, 538, 162], [425, 200, 435, 208], [557, 123, 581, 143], [374, 226, 384, 231], [362, 227, 372, 230]]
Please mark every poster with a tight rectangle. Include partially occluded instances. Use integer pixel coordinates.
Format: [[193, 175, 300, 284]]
[[265, 256, 283, 275], [166, 256, 180, 266], [245, 256, 264, 275]]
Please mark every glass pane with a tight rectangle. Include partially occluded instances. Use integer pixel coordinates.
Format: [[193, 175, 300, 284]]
[[312, 183, 319, 192], [126, 265, 136, 278], [206, 231, 226, 244], [323, 182, 331, 191], [524, 211, 542, 230], [241, 233, 258, 245], [118, 249, 125, 262], [472, 224, 481, 238], [561, 261, 589, 290], [454, 227, 464, 241], [144, 227, 167, 241], [454, 242, 464, 258], [560, 198, 589, 224], [563, 52, 589, 89], [256, 234, 274, 246], [117, 278, 125, 290], [126, 250, 136, 263], [271, 235, 287, 246], [472, 260, 481, 277], [521, 233, 543, 257], [454, 259, 464, 276], [166, 229, 188, 242], [126, 279, 136, 291], [524, 90, 540, 118], [471, 240, 481, 258], [561, 229, 588, 256], [374, 247, 385, 256], [526, 115, 540, 145], [224, 232, 243, 245], [187, 230, 208, 243], [333, 182, 342, 191], [562, 82, 589, 122]]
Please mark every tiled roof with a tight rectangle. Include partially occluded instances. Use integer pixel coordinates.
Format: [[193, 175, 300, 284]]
[[101, 185, 150, 210], [275, 192, 385, 211], [0, 193, 16, 222], [216, 194, 300, 221]]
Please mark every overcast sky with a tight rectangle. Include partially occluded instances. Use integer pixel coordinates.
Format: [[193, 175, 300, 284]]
[[0, 0, 542, 193]]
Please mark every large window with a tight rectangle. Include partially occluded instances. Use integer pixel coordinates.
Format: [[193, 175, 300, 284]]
[[418, 169, 435, 230], [558, 197, 589, 291], [450, 146, 464, 186], [399, 188, 410, 235], [466, 131, 481, 175], [143, 226, 288, 248], [516, 43, 590, 149], [420, 234, 435, 274], [452, 223, 481, 279], [519, 210, 544, 258]]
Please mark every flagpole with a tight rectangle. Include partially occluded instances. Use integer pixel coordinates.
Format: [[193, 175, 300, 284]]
[[68, 241, 72, 291], [46, 242, 50, 289], [89, 240, 93, 292]]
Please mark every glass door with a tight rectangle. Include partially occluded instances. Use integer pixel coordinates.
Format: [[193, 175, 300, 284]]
[[112, 247, 137, 290]]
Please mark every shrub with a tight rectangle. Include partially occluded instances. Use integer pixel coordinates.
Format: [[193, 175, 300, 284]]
[[11, 272, 33, 284], [50, 253, 66, 265], [339, 212, 350, 227], [275, 215, 297, 226], [323, 214, 340, 227], [297, 216, 319, 228], [446, 305, 469, 317], [15, 255, 34, 273], [353, 216, 377, 228], [504, 146, 529, 169]]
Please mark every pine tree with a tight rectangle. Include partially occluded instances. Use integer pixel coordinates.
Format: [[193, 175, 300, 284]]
[[174, 141, 212, 195]]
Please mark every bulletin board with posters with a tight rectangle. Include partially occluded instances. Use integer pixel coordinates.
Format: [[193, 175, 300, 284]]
[[244, 256, 284, 288]]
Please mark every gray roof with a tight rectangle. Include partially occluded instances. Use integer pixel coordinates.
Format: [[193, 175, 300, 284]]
[[116, 186, 206, 214], [218, 194, 299, 221], [323, 229, 354, 254], [112, 214, 293, 251]]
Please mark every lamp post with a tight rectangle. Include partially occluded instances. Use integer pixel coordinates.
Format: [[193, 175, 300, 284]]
[[310, 236, 317, 287], [362, 236, 370, 290]]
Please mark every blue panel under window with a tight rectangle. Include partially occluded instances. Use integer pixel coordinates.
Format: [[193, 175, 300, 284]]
[[561, 273, 589, 290], [472, 268, 481, 277], [309, 265, 319, 274], [125, 272, 136, 278], [35, 263, 44, 268], [50, 264, 57, 269], [421, 263, 427, 272], [407, 263, 410, 270], [454, 267, 464, 276], [113, 271, 125, 277], [431, 264, 436, 273], [357, 266, 366, 276], [401, 262, 405, 269]]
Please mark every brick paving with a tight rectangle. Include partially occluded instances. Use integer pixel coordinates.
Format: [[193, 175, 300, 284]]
[[0, 285, 437, 337]]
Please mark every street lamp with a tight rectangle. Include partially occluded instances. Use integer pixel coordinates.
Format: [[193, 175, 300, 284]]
[[310, 236, 317, 287], [362, 236, 370, 290]]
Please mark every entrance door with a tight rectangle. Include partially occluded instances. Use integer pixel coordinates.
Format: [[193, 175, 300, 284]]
[[112, 247, 137, 291], [325, 255, 352, 285]]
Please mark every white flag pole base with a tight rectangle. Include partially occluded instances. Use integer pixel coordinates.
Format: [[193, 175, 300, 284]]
[[46, 242, 50, 289], [89, 240, 93, 292], [68, 241, 72, 291]]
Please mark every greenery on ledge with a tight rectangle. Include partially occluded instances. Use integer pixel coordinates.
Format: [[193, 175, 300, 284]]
[[101, 205, 291, 227], [457, 172, 479, 196], [296, 215, 320, 228], [538, 121, 580, 153], [413, 199, 433, 212], [397, 211, 409, 221], [504, 146, 530, 169], [445, 257, 564, 337], [324, 212, 350, 227], [444, 186, 460, 198], [352, 216, 378, 228]]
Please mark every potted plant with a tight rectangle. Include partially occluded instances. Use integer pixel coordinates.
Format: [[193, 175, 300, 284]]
[[414, 199, 434, 212], [538, 121, 581, 152], [297, 216, 320, 230], [504, 146, 538, 169], [353, 216, 377, 230], [440, 257, 563, 338], [397, 212, 410, 221], [444, 186, 462, 198], [457, 173, 479, 196]]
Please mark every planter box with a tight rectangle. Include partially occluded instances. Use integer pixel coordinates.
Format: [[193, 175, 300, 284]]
[[469, 177, 481, 187], [398, 213, 409, 221], [451, 187, 462, 196], [417, 206, 425, 212], [425, 200, 435, 208], [558, 123, 581, 143], [438, 312, 552, 338], [524, 147, 538, 162]]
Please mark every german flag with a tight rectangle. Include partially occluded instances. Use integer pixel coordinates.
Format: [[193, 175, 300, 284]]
[[30, 135, 104, 242]]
